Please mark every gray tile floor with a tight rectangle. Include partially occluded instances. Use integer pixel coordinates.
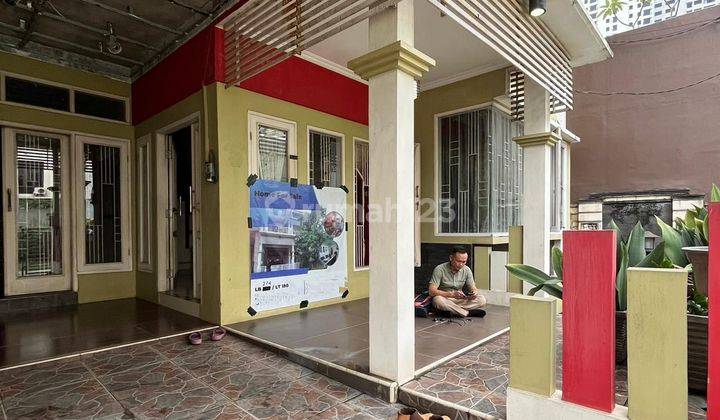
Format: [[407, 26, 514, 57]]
[[228, 298, 510, 373], [0, 331, 407, 419]]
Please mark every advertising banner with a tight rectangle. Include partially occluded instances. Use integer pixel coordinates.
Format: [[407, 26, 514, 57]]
[[249, 180, 347, 312]]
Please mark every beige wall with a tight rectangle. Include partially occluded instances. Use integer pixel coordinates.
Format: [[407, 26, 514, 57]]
[[0, 52, 135, 304], [215, 84, 369, 324], [414, 68, 509, 247]]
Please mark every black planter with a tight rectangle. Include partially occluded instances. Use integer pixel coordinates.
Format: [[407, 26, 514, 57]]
[[616, 311, 627, 365], [688, 314, 708, 393]]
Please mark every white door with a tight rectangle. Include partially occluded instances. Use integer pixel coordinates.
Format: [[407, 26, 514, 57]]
[[2, 128, 71, 295]]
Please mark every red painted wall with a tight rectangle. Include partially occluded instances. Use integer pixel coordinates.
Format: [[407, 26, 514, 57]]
[[708, 203, 720, 419], [132, 8, 369, 126]]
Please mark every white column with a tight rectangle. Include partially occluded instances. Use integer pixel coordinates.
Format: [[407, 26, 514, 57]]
[[348, 0, 434, 383], [514, 79, 557, 291]]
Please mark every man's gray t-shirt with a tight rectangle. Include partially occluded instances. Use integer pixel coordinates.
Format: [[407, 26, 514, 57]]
[[430, 262, 474, 292]]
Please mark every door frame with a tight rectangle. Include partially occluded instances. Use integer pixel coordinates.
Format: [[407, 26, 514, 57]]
[[154, 113, 202, 301], [2, 126, 72, 296]]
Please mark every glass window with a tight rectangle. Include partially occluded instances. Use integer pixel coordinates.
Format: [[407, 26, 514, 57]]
[[83, 143, 123, 264], [354, 140, 369, 269], [309, 130, 342, 188], [4, 77, 70, 112], [15, 133, 63, 277], [75, 91, 126, 122], [437, 107, 523, 234], [249, 113, 297, 182]]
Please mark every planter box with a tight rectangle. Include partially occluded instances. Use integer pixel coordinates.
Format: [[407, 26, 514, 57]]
[[688, 314, 708, 393]]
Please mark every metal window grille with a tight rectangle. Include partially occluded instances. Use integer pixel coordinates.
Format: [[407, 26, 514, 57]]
[[439, 107, 523, 234], [354, 141, 369, 268], [84, 144, 122, 264], [257, 125, 289, 182], [309, 131, 341, 188]]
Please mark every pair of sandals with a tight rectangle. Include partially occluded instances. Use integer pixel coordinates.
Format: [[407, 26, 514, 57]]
[[188, 327, 226, 345]]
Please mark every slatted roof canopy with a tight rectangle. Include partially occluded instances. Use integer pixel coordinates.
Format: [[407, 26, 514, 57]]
[[508, 68, 568, 122], [223, 0, 401, 86], [426, 0, 573, 110]]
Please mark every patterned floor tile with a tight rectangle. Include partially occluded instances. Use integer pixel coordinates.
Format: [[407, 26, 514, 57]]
[[0, 358, 93, 400], [235, 379, 340, 419], [224, 337, 277, 362], [119, 378, 231, 419], [199, 361, 295, 400], [345, 395, 407, 419], [421, 361, 508, 397], [83, 344, 166, 377], [193, 403, 254, 420], [402, 378, 490, 410], [170, 346, 252, 378], [296, 372, 362, 401], [313, 402, 381, 419], [98, 360, 196, 398], [151, 335, 221, 360], [262, 354, 314, 379], [2, 378, 125, 419]]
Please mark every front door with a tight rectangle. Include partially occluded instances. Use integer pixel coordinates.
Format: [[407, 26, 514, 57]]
[[2, 128, 71, 295]]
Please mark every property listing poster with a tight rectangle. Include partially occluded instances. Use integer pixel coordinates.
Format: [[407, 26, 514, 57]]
[[249, 179, 348, 312]]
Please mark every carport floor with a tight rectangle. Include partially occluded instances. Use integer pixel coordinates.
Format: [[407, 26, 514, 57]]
[[0, 298, 213, 369], [0, 331, 407, 419], [226, 298, 510, 373]]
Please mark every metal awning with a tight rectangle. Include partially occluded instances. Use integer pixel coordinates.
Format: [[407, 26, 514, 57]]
[[222, 0, 401, 86], [426, 0, 573, 110]]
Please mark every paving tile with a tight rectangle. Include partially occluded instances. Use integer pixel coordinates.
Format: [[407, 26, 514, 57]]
[[124, 379, 232, 419], [193, 403, 254, 420], [98, 360, 195, 397], [345, 394, 407, 419], [262, 354, 314, 379], [398, 390, 465, 420], [224, 337, 277, 362], [0, 358, 93, 400], [82, 344, 166, 377], [235, 379, 340, 419], [199, 361, 295, 400], [422, 361, 508, 394], [313, 402, 380, 419], [402, 377, 491, 409], [171, 345, 252, 378], [296, 372, 362, 401], [2, 378, 125, 419]]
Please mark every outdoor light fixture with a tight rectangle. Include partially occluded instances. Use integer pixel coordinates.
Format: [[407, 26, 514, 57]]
[[105, 22, 123, 55], [529, 0, 547, 17]]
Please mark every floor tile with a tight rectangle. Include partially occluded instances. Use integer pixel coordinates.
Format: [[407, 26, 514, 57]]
[[296, 372, 362, 401], [262, 354, 314, 379], [199, 361, 295, 400], [83, 344, 166, 377], [221, 337, 277, 362], [2, 378, 125, 419], [171, 345, 252, 378], [98, 360, 195, 397], [402, 377, 491, 409], [236, 379, 340, 419], [0, 358, 93, 400], [124, 379, 231, 419], [423, 361, 508, 392], [193, 403, 254, 420], [313, 402, 379, 419], [345, 394, 407, 419]]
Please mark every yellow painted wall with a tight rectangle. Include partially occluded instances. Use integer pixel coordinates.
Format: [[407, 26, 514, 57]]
[[215, 84, 369, 324], [0, 52, 135, 304], [133, 88, 223, 322], [414, 68, 508, 246]]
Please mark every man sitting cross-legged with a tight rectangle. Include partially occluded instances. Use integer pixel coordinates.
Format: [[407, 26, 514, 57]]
[[428, 246, 487, 318]]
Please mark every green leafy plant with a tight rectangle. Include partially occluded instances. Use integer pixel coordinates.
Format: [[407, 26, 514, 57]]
[[687, 289, 708, 316]]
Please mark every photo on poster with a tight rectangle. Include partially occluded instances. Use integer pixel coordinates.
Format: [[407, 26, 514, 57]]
[[249, 179, 347, 311]]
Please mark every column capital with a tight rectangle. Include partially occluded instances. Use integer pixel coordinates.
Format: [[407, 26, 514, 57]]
[[347, 40, 436, 81], [513, 132, 561, 148]]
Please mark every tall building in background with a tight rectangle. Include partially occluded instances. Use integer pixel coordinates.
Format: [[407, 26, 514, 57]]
[[583, 0, 719, 36]]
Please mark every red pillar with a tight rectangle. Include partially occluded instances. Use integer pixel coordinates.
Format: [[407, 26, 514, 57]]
[[709, 203, 720, 419], [562, 230, 617, 412]]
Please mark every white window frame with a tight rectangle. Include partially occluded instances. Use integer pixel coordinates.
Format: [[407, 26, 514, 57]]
[[74, 135, 132, 273], [307, 125, 345, 187], [433, 101, 518, 237], [0, 72, 131, 124], [248, 111, 297, 181], [353, 137, 370, 271], [136, 134, 153, 272], [550, 139, 571, 233]]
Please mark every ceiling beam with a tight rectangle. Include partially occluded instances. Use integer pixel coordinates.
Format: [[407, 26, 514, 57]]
[[74, 0, 184, 35]]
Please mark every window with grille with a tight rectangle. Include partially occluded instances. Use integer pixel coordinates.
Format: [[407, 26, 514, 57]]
[[248, 113, 297, 183], [309, 130, 342, 188], [76, 136, 130, 272], [551, 140, 570, 232], [437, 106, 523, 234], [354, 140, 369, 269]]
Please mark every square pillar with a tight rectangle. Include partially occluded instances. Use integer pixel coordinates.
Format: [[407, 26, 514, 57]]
[[347, 1, 435, 383], [513, 79, 556, 291]]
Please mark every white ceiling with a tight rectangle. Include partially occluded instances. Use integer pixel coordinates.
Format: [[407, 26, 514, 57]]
[[306, 1, 509, 90]]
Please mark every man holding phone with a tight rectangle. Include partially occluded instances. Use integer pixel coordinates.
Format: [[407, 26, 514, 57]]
[[428, 246, 487, 317]]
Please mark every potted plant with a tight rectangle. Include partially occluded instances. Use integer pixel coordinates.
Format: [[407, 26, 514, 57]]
[[506, 220, 670, 364]]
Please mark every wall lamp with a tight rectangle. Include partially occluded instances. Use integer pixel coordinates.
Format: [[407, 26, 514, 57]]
[[529, 0, 547, 17]]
